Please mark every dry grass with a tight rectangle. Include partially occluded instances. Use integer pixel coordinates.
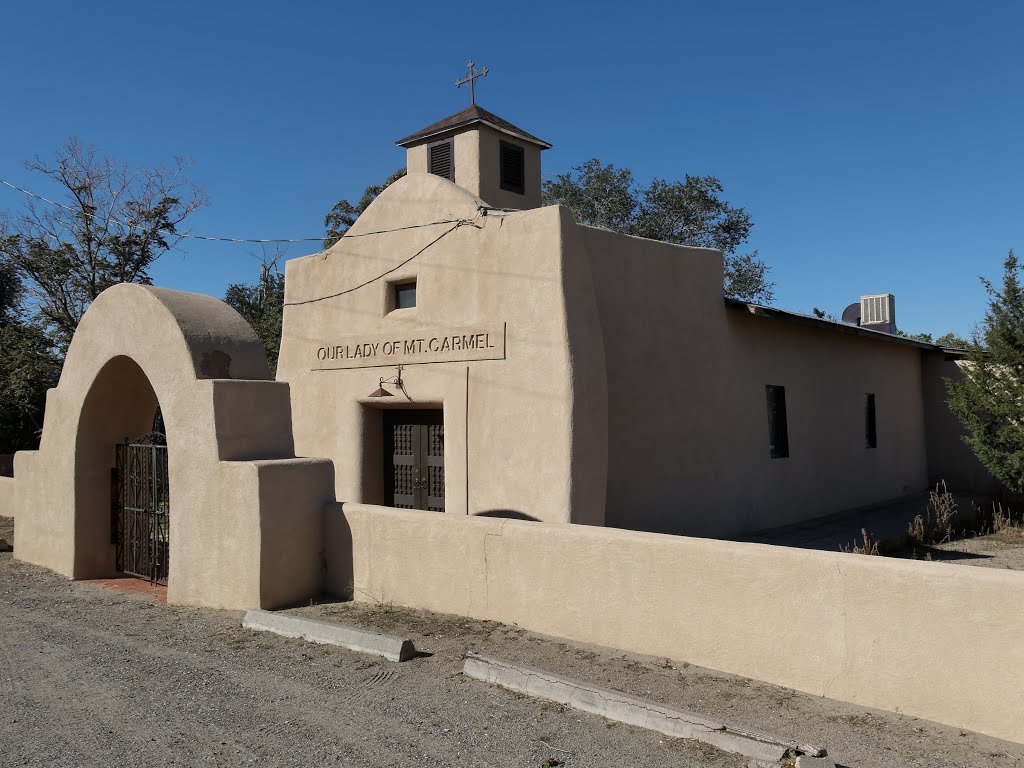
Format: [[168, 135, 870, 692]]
[[906, 481, 958, 546], [991, 501, 1015, 532], [841, 528, 880, 555], [979, 500, 1024, 546]]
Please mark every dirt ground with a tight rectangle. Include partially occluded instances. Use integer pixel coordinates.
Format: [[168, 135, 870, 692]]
[[0, 514, 13, 544], [286, 599, 1024, 768], [919, 526, 1024, 570], [2, 514, 1023, 767]]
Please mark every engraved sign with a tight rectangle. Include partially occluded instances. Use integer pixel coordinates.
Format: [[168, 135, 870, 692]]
[[314, 323, 505, 370]]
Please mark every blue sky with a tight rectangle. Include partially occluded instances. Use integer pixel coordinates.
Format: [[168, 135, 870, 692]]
[[1, 0, 1020, 338]]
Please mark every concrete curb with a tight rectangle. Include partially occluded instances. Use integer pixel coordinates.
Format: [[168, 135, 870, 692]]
[[241, 610, 417, 662], [463, 651, 831, 765]]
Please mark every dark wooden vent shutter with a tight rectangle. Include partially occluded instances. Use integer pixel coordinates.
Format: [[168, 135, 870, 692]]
[[499, 141, 525, 194], [428, 139, 453, 181]]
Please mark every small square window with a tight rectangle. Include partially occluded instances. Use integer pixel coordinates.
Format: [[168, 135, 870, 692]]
[[394, 281, 416, 310]]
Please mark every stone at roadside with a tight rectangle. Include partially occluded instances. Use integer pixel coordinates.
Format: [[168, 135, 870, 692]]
[[748, 756, 836, 768], [796, 755, 837, 767]]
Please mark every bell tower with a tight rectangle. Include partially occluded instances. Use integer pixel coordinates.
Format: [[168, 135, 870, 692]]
[[396, 63, 551, 210]]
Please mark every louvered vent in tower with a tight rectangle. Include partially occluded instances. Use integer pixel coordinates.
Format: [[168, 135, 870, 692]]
[[499, 140, 524, 195], [428, 139, 453, 181]]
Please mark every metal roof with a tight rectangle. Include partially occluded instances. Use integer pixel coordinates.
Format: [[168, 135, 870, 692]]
[[395, 105, 552, 149], [724, 297, 946, 351]]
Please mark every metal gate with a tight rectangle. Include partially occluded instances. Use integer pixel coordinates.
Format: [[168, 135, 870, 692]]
[[111, 420, 169, 584]]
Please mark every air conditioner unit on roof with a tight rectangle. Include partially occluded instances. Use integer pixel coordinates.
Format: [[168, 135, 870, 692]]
[[860, 293, 896, 333]]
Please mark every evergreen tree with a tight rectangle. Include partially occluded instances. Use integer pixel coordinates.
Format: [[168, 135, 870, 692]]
[[947, 251, 1024, 491]]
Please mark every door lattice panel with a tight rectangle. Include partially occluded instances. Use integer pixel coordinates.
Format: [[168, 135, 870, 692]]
[[426, 424, 445, 512]]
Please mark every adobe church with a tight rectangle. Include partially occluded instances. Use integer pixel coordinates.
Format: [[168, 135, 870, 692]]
[[2, 98, 988, 607], [277, 101, 986, 536]]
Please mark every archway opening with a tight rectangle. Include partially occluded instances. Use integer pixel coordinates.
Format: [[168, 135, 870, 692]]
[[73, 356, 167, 580]]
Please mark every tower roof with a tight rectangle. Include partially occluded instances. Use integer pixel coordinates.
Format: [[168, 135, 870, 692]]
[[395, 105, 551, 149]]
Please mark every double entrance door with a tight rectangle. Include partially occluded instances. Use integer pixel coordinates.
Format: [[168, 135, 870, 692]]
[[384, 410, 444, 511]]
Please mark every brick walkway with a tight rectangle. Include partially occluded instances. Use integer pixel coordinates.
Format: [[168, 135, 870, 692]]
[[81, 576, 167, 604]]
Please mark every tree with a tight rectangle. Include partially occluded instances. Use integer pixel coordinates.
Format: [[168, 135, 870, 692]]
[[947, 251, 1024, 491], [323, 168, 407, 249], [897, 329, 972, 347], [0, 261, 61, 453], [230, 166, 414, 371], [224, 248, 286, 370], [898, 330, 934, 343], [542, 159, 774, 303], [0, 138, 207, 348], [936, 331, 971, 349]]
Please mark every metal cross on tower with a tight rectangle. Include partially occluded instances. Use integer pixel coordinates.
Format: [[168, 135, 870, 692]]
[[455, 60, 489, 105]]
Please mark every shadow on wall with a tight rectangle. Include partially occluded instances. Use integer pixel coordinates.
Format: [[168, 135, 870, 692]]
[[474, 510, 540, 522], [325, 507, 354, 599]]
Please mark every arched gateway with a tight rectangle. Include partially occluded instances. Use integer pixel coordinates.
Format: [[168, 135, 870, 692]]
[[13, 284, 335, 610]]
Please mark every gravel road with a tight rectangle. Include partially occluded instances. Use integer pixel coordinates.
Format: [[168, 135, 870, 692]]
[[1, 532, 1022, 767], [0, 552, 743, 768]]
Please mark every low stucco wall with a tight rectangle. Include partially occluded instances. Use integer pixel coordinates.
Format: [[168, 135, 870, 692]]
[[328, 503, 1024, 745], [0, 476, 13, 519]]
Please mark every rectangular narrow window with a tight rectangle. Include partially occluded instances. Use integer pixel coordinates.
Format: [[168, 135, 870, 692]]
[[499, 140, 525, 195], [394, 280, 416, 310], [865, 393, 877, 449], [428, 139, 453, 181], [766, 385, 789, 459]]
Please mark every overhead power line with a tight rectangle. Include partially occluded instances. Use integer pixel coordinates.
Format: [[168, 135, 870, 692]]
[[4, 174, 490, 302], [3, 177, 318, 244], [284, 214, 482, 307], [2, 177, 505, 245]]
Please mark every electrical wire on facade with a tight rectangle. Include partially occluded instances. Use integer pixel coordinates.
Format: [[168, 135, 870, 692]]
[[283, 213, 483, 307]]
